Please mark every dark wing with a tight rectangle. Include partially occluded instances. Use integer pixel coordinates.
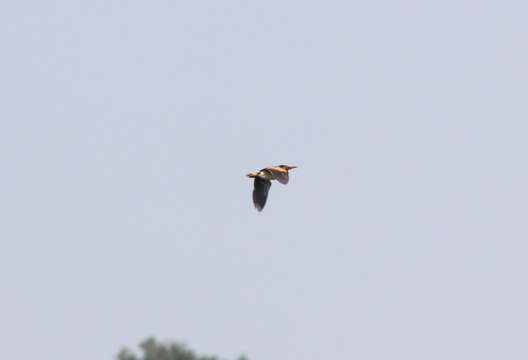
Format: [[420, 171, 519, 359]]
[[252, 177, 272, 211]]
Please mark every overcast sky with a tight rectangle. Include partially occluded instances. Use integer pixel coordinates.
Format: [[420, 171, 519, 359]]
[[1, 1, 527, 359]]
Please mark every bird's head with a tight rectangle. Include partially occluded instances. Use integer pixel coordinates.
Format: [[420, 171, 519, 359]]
[[278, 165, 297, 171]]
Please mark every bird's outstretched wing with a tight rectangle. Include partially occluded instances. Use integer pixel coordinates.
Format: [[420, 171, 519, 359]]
[[268, 167, 289, 184], [253, 177, 272, 211]]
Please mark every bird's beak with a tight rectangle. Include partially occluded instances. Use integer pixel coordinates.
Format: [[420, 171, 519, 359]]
[[288, 166, 297, 170]]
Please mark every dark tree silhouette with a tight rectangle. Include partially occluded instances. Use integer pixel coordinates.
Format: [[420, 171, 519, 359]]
[[116, 337, 249, 360]]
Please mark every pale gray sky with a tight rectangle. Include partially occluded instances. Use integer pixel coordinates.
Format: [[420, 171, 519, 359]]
[[1, 1, 527, 359]]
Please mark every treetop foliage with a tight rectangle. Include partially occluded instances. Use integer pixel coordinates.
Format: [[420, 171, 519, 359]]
[[117, 337, 249, 360]]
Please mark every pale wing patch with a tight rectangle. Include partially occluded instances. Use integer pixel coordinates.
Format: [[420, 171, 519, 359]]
[[273, 171, 289, 184], [268, 167, 289, 184]]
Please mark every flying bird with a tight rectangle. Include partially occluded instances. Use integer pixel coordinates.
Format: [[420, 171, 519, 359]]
[[246, 165, 297, 211]]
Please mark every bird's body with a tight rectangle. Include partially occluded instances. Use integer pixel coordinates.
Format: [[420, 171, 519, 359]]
[[246, 165, 297, 211]]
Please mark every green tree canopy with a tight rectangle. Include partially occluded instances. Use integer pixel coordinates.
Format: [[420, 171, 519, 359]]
[[117, 338, 249, 360]]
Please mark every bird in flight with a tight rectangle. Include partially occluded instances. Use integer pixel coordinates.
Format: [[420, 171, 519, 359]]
[[246, 165, 297, 211]]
